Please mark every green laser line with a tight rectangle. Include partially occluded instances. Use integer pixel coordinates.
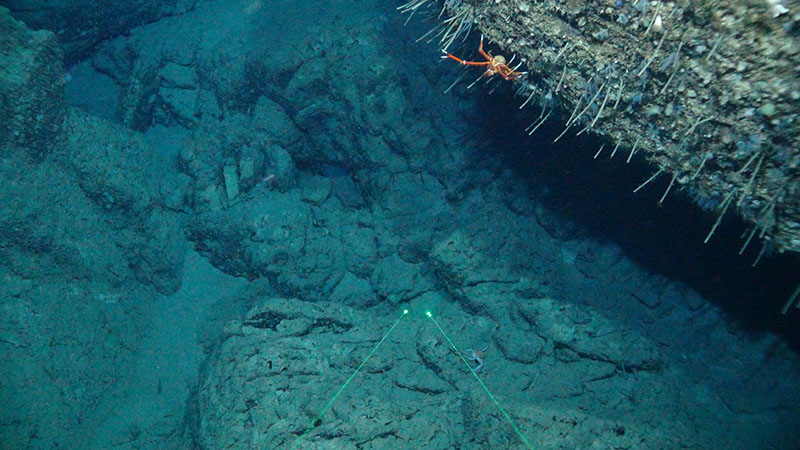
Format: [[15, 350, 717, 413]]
[[426, 311, 534, 450], [289, 309, 408, 449]]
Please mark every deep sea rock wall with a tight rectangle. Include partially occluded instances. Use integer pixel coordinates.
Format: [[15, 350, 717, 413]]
[[419, 0, 800, 256], [0, 7, 65, 158]]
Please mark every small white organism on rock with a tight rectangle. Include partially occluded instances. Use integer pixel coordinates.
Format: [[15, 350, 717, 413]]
[[765, 0, 789, 18], [652, 14, 663, 33]]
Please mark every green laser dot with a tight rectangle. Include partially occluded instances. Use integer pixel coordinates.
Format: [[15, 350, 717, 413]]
[[290, 310, 408, 449]]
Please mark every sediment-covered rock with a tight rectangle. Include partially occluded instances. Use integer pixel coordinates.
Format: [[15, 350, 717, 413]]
[[0, 6, 66, 158], [3, 0, 196, 65]]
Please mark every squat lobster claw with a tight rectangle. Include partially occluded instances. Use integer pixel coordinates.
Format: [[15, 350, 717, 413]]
[[442, 34, 527, 81]]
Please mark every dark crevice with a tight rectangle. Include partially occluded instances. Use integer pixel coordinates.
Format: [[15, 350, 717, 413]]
[[459, 81, 800, 351]]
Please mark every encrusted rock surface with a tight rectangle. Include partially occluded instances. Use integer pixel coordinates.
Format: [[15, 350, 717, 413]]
[[421, 0, 800, 255]]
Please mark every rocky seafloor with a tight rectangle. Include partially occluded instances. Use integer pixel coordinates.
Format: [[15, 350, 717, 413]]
[[1, 1, 799, 449]]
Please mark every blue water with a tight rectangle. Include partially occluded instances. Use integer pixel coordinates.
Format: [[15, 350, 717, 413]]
[[1, 1, 798, 449]]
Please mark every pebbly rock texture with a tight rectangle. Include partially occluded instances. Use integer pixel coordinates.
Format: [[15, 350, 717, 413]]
[[3, 0, 197, 65], [196, 216, 789, 449], [412, 0, 800, 256], [0, 6, 66, 159], [93, 0, 471, 302], [196, 296, 671, 449], [0, 274, 150, 449], [187, 190, 349, 299], [0, 9, 186, 295], [64, 109, 188, 294], [0, 108, 188, 295], [193, 175, 798, 448]]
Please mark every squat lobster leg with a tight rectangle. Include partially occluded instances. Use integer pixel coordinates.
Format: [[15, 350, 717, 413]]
[[444, 53, 491, 67], [476, 34, 493, 61], [443, 35, 491, 66]]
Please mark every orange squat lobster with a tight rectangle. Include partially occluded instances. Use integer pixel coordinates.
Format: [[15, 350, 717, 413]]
[[442, 35, 526, 81]]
